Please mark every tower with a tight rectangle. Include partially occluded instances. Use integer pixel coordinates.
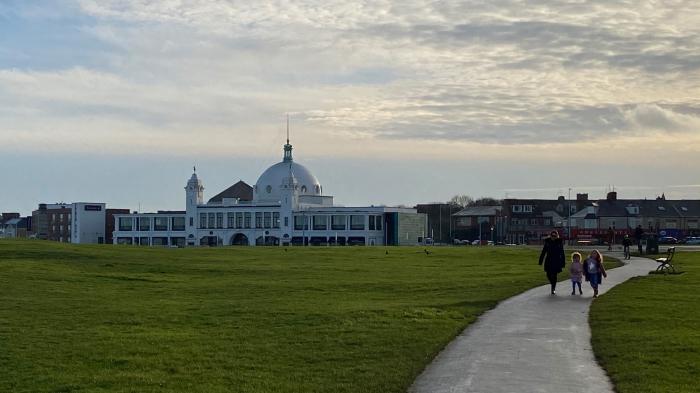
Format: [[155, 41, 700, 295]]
[[279, 118, 298, 245], [185, 167, 204, 245]]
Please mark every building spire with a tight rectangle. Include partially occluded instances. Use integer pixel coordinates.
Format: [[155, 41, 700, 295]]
[[283, 114, 293, 162]]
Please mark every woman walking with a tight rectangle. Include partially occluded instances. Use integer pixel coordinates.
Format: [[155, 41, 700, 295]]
[[539, 230, 566, 295]]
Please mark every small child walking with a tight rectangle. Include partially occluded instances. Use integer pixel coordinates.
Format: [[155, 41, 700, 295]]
[[569, 252, 583, 295], [584, 249, 607, 298]]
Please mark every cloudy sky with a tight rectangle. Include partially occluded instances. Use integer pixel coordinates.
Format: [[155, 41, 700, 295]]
[[2, 0, 699, 214]]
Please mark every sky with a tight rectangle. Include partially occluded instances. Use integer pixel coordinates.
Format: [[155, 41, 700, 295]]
[[1, 0, 700, 215]]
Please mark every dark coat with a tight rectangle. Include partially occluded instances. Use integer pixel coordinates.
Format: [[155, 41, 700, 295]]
[[538, 237, 565, 273]]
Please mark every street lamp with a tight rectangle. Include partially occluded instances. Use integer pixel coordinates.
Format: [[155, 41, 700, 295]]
[[568, 188, 572, 246]]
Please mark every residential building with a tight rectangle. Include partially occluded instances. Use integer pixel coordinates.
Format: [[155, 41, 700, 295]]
[[452, 205, 503, 243]]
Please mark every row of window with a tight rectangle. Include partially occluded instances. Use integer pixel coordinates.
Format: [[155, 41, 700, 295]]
[[118, 216, 185, 232], [118, 214, 385, 232], [199, 212, 282, 230], [293, 215, 383, 231], [511, 205, 534, 213], [50, 213, 72, 222], [510, 218, 552, 226], [116, 237, 186, 247]]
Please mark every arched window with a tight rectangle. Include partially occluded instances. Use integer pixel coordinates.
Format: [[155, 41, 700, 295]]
[[301, 185, 307, 193], [266, 185, 272, 194], [315, 185, 320, 194]]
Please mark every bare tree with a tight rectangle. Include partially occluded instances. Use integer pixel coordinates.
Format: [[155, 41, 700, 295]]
[[449, 194, 474, 207]]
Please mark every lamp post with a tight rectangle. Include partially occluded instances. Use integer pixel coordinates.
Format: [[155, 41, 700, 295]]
[[568, 188, 572, 246], [479, 221, 482, 245]]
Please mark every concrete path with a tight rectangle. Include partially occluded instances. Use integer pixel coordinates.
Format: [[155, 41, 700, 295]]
[[409, 254, 657, 393]]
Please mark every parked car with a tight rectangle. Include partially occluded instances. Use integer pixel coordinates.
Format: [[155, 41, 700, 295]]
[[685, 237, 700, 245], [658, 236, 678, 244]]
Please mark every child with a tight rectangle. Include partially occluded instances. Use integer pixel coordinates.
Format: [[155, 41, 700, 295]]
[[584, 249, 607, 298], [569, 252, 583, 295]]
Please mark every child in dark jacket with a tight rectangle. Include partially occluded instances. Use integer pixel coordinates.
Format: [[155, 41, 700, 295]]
[[584, 249, 607, 298]]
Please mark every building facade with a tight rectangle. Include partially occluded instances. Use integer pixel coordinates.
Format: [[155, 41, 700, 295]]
[[113, 141, 427, 246], [30, 202, 124, 244], [32, 203, 72, 242], [452, 205, 504, 243], [416, 203, 459, 244]]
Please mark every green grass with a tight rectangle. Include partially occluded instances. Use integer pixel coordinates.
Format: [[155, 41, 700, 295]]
[[0, 240, 564, 393], [590, 252, 700, 393]]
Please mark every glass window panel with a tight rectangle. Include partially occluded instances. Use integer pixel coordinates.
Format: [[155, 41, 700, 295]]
[[331, 215, 346, 230], [119, 217, 133, 231], [172, 217, 185, 231], [244, 212, 251, 228], [154, 217, 169, 231], [294, 215, 308, 230], [313, 215, 327, 230], [139, 217, 151, 231], [350, 215, 365, 230]]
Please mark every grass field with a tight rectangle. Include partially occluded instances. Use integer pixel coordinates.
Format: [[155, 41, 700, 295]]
[[590, 252, 700, 393], [1, 240, 565, 393]]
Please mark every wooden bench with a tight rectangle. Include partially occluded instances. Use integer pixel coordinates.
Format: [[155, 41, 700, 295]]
[[655, 247, 676, 273]]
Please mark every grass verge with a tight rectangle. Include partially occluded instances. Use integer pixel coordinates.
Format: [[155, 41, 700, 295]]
[[590, 252, 700, 393], [1, 240, 560, 393]]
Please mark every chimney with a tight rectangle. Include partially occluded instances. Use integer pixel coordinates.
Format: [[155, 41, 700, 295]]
[[606, 191, 617, 201]]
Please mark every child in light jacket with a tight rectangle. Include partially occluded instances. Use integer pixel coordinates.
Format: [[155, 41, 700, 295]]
[[569, 252, 583, 295]]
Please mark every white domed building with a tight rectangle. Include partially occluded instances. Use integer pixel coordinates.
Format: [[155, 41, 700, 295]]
[[112, 140, 427, 247]]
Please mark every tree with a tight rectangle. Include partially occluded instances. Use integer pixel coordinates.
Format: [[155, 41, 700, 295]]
[[449, 194, 474, 207]]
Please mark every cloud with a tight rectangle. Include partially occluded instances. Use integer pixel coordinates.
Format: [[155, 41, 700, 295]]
[[623, 103, 700, 132], [1, 0, 699, 152]]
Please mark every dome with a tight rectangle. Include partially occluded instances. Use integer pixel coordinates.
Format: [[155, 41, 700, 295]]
[[253, 143, 322, 202]]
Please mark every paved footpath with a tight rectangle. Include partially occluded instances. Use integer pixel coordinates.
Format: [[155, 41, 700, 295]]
[[410, 254, 657, 393]]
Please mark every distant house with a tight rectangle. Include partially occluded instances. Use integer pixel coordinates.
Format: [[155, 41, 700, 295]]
[[566, 192, 700, 241], [452, 205, 503, 242], [1, 217, 29, 238]]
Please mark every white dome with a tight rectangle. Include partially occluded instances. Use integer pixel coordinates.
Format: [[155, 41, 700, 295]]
[[254, 159, 322, 203]]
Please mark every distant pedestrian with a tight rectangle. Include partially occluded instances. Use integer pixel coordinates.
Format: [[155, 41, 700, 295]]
[[607, 227, 615, 251], [635, 225, 644, 254], [569, 252, 583, 295], [539, 230, 566, 295], [584, 250, 607, 298], [622, 235, 632, 259]]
